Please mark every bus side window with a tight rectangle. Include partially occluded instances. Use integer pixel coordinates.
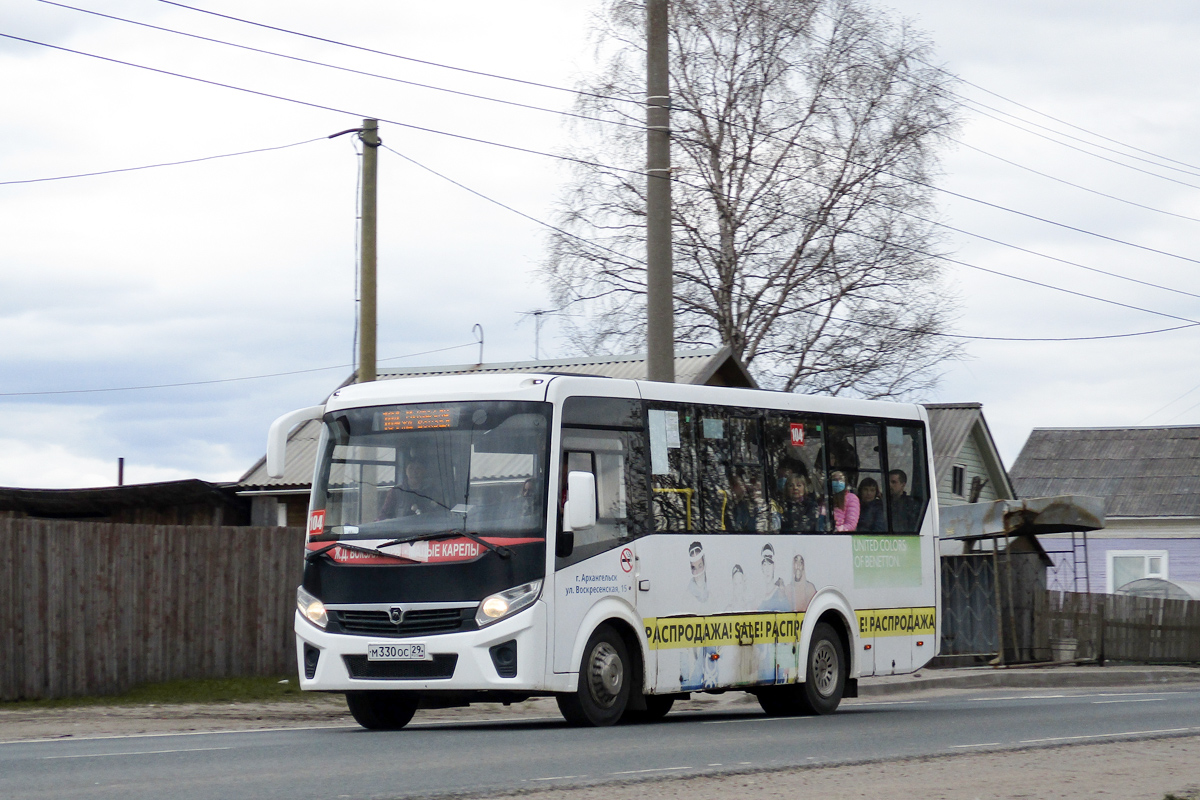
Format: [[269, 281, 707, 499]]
[[697, 409, 766, 532], [852, 423, 889, 534], [557, 427, 649, 567], [886, 425, 929, 534], [649, 404, 697, 531], [764, 415, 826, 532]]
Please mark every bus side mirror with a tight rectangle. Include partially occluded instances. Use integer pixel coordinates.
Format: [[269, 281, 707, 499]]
[[266, 405, 325, 479], [565, 471, 597, 532]]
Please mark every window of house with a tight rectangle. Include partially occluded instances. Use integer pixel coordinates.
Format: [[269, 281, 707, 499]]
[[951, 464, 966, 497], [1107, 550, 1169, 593]]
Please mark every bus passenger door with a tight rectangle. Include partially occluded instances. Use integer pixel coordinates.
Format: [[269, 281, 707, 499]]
[[551, 433, 643, 675]]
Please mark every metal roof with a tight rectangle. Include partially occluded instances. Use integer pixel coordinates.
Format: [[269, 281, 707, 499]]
[[1009, 426, 1200, 518], [370, 346, 755, 388], [922, 403, 1016, 498]]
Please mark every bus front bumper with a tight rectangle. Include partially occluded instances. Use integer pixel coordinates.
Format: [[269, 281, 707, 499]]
[[294, 601, 548, 694]]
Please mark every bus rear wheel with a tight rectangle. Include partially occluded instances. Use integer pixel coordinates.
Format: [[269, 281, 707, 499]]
[[557, 624, 631, 727], [345, 691, 419, 730], [755, 622, 845, 716]]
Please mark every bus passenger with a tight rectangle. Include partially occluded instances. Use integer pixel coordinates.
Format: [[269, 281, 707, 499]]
[[723, 472, 759, 531], [889, 469, 922, 532], [774, 476, 818, 531], [830, 470, 859, 532], [856, 477, 887, 532]]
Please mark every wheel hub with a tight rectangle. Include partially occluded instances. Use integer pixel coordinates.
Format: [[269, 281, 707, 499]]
[[588, 642, 623, 707], [811, 640, 838, 697]]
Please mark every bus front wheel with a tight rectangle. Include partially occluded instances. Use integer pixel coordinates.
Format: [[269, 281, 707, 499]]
[[345, 691, 419, 730], [557, 624, 632, 726]]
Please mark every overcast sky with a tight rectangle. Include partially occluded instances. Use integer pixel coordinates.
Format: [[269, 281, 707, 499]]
[[2, 0, 1198, 489]]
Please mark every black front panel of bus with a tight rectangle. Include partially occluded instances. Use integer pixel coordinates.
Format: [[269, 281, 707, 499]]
[[303, 541, 546, 604]]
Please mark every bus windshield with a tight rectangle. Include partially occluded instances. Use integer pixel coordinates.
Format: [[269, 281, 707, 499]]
[[311, 400, 551, 541]]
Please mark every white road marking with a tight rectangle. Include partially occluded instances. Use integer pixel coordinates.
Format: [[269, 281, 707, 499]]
[[967, 694, 1068, 702], [610, 766, 690, 776], [951, 743, 1001, 749], [847, 700, 927, 707], [703, 716, 794, 725], [1020, 727, 1193, 744], [43, 746, 234, 760], [529, 775, 586, 782], [1093, 698, 1164, 704]]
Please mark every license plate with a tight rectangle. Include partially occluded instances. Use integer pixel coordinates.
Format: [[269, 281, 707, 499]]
[[367, 642, 430, 661]]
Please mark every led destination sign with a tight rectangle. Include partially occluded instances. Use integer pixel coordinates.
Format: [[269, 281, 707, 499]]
[[376, 408, 457, 431]]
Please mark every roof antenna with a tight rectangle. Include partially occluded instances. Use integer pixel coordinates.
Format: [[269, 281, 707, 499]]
[[472, 323, 484, 365], [518, 309, 554, 359]]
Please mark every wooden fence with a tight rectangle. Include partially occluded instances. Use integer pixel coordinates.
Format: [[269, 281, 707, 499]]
[[1037, 590, 1200, 664], [0, 519, 306, 701]]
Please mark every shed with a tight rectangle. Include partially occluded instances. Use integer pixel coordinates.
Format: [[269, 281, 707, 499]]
[[0, 479, 249, 526]]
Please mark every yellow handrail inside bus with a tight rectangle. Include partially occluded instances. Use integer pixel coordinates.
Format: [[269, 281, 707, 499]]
[[652, 487, 694, 530]]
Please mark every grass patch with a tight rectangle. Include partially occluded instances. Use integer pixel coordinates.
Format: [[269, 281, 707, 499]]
[[1, 674, 309, 710]]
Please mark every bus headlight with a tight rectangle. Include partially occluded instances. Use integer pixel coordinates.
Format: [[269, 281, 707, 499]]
[[297, 585, 328, 629], [475, 580, 542, 628]]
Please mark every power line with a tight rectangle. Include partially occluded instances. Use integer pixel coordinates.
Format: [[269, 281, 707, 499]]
[[154, 0, 640, 109], [10, 31, 1199, 325], [947, 136, 1200, 225], [37, 0, 647, 134], [946, 96, 1200, 190], [379, 145, 1200, 341], [0, 136, 325, 185], [806, 2, 1200, 178], [0, 342, 477, 398], [939, 81, 1200, 178], [0, 32, 630, 177], [15, 29, 1200, 277]]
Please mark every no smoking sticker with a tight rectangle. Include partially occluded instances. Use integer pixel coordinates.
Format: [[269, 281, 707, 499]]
[[620, 548, 634, 573]]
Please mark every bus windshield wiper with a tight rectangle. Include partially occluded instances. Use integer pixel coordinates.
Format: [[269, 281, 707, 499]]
[[304, 540, 418, 563], [380, 530, 512, 559]]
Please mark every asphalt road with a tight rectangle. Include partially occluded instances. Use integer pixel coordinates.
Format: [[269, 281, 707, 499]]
[[4, 687, 1200, 800]]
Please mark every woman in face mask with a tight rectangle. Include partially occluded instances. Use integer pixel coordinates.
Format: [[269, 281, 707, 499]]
[[829, 470, 860, 532]]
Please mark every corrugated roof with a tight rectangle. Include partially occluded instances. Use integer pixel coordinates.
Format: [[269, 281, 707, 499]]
[[1009, 426, 1200, 517], [372, 346, 755, 387], [923, 403, 980, 484]]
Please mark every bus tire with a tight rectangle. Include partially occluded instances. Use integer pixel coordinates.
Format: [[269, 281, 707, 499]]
[[621, 694, 674, 724], [556, 624, 631, 727], [798, 622, 845, 715], [345, 691, 419, 730], [755, 622, 845, 716]]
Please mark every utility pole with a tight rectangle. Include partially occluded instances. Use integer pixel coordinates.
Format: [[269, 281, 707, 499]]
[[358, 119, 379, 383], [645, 0, 674, 383]]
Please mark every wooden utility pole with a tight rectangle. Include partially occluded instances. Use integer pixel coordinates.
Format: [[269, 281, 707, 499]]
[[358, 119, 379, 383], [645, 0, 674, 383]]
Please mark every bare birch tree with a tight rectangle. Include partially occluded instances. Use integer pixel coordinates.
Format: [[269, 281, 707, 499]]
[[544, 0, 961, 397]]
